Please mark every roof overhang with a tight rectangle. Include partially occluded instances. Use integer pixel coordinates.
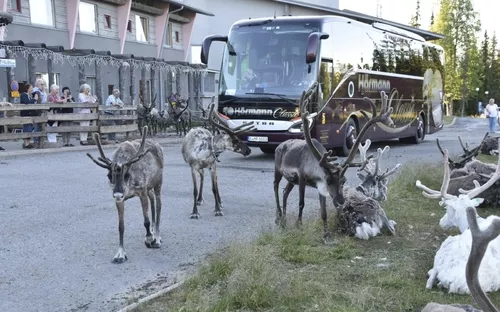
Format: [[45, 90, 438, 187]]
[[161, 0, 214, 16], [272, 0, 445, 41]]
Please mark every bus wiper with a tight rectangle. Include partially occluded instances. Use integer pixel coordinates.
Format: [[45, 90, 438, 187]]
[[238, 19, 273, 27], [245, 92, 297, 105]]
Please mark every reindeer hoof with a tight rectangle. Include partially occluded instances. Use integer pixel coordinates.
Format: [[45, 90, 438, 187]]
[[190, 213, 200, 219], [112, 249, 128, 264], [196, 199, 204, 206], [145, 236, 162, 248], [214, 210, 224, 217], [323, 231, 332, 240]]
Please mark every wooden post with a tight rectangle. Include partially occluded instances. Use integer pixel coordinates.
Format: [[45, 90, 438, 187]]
[[130, 67, 136, 105], [194, 72, 200, 110], [5, 49, 15, 103], [47, 57, 54, 88], [175, 69, 181, 95], [95, 60, 103, 105], [150, 68, 156, 106], [28, 54, 36, 86], [141, 67, 146, 103], [119, 64, 127, 103], [166, 70, 172, 99], [78, 63, 86, 87], [188, 72, 194, 109]]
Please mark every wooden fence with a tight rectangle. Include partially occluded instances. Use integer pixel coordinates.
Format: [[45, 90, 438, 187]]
[[0, 103, 138, 145]]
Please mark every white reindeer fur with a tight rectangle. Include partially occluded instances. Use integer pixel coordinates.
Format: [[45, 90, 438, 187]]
[[426, 214, 500, 294]]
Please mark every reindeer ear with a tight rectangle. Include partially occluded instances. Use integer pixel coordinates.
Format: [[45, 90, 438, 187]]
[[473, 198, 484, 206]]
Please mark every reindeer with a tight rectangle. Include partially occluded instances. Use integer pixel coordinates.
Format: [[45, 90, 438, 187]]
[[273, 84, 405, 239], [436, 133, 488, 170], [168, 97, 192, 136], [355, 139, 401, 201], [197, 101, 219, 135], [181, 102, 256, 219], [138, 94, 160, 136], [421, 205, 500, 311], [86, 125, 164, 263]]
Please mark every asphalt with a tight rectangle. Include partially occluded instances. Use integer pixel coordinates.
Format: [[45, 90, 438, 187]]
[[0, 117, 491, 312]]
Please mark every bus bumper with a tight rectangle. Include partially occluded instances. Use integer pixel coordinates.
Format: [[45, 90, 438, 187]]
[[236, 131, 303, 147]]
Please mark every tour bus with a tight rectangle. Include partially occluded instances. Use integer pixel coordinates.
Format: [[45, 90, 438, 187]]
[[200, 12, 446, 155]]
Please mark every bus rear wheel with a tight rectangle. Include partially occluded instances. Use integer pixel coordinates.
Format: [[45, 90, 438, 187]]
[[339, 118, 357, 157], [399, 114, 425, 144]]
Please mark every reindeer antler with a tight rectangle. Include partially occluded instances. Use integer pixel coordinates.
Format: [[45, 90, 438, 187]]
[[124, 126, 152, 166], [86, 131, 112, 169], [416, 148, 456, 200], [458, 138, 500, 199], [207, 101, 256, 135], [465, 206, 500, 312], [437, 133, 488, 169]]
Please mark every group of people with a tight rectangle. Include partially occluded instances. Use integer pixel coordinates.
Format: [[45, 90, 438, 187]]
[[5, 79, 125, 150]]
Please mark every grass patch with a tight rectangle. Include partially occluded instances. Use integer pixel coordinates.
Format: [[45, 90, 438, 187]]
[[135, 160, 500, 312], [443, 115, 456, 125]]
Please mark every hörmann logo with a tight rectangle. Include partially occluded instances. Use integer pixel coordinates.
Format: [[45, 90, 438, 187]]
[[222, 107, 299, 119], [358, 74, 391, 93]]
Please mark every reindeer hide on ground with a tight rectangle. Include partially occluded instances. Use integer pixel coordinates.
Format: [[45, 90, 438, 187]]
[[336, 186, 396, 240], [447, 173, 500, 207]]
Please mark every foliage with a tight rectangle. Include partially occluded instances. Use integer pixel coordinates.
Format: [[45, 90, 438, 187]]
[[135, 161, 500, 312], [409, 0, 422, 28]]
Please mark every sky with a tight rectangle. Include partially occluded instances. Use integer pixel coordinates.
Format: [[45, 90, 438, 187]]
[[339, 0, 499, 40]]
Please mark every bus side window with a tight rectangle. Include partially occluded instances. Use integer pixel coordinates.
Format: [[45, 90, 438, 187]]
[[320, 57, 334, 105]]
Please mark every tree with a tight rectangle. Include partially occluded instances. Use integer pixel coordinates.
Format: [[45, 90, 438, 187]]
[[430, 0, 481, 115], [480, 30, 491, 99], [409, 0, 422, 28], [430, 11, 435, 27]]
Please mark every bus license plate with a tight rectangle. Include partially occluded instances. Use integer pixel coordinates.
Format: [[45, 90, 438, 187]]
[[248, 136, 268, 142]]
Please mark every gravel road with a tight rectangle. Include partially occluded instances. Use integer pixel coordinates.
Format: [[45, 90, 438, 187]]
[[0, 117, 490, 312]]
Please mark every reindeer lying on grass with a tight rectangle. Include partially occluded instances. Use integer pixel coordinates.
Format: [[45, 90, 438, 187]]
[[86, 126, 164, 263], [421, 205, 500, 311], [416, 145, 500, 294], [181, 102, 256, 219], [273, 85, 406, 239], [436, 133, 488, 170]]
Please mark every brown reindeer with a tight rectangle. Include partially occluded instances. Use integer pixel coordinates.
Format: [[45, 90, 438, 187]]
[[436, 133, 488, 170], [273, 84, 407, 238], [86, 125, 164, 263]]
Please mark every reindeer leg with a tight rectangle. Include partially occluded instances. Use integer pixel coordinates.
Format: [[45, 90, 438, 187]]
[[273, 170, 283, 225], [282, 182, 295, 228], [197, 169, 204, 205], [141, 192, 158, 248], [319, 194, 331, 239], [113, 201, 127, 263], [153, 184, 162, 247], [190, 168, 200, 219], [148, 189, 156, 228], [210, 164, 224, 216], [296, 178, 306, 227]]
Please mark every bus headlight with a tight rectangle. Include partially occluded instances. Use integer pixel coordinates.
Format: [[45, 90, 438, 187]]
[[287, 117, 315, 133]]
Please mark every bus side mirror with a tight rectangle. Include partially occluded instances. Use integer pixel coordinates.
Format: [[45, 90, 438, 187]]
[[306, 32, 329, 64], [201, 35, 228, 65]]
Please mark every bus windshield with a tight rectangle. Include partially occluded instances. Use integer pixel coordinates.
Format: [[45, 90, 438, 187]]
[[219, 21, 320, 99]]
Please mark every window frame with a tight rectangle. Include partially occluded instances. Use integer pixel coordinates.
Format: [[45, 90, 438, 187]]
[[135, 14, 149, 43], [78, 1, 98, 34], [29, 0, 55, 27], [10, 0, 21, 13]]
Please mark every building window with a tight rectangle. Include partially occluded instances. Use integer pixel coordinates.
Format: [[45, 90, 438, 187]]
[[135, 15, 148, 42], [29, 0, 54, 26], [36, 73, 60, 87], [78, 2, 97, 33], [203, 72, 216, 93], [175, 31, 179, 43], [127, 20, 132, 32], [164, 22, 172, 46], [104, 15, 111, 29], [191, 46, 202, 64], [10, 0, 21, 12]]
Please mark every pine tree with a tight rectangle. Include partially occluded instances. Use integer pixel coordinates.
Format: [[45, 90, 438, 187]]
[[430, 11, 435, 27], [409, 0, 422, 28]]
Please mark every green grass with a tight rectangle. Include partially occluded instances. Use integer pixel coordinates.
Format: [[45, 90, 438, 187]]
[[134, 160, 500, 312], [443, 115, 456, 125]]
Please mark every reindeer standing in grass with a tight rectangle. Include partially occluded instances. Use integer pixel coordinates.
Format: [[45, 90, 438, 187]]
[[86, 126, 164, 263], [181, 102, 256, 219], [273, 85, 406, 239]]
